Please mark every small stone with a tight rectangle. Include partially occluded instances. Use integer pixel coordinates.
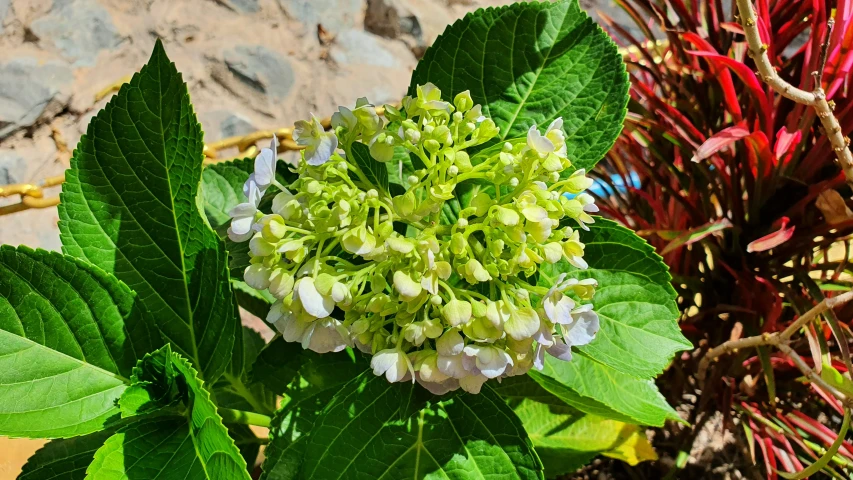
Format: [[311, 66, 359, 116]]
[[0, 58, 73, 140], [31, 0, 123, 67], [0, 0, 11, 34], [226, 0, 259, 13], [365, 0, 422, 40], [220, 114, 256, 138], [0, 150, 26, 185], [277, 0, 361, 32], [330, 30, 401, 68], [223, 45, 294, 100]]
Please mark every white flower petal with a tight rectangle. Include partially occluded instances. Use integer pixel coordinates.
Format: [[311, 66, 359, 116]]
[[295, 277, 334, 318], [565, 310, 599, 346], [436, 330, 464, 356], [371, 349, 409, 382], [436, 354, 467, 379]]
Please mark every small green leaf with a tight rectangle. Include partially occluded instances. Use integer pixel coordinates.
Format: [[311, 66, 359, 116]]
[[214, 327, 276, 416], [530, 353, 682, 427], [820, 363, 853, 397], [0, 246, 158, 438], [540, 218, 691, 379], [410, 0, 629, 171], [58, 39, 238, 382], [19, 430, 113, 480], [202, 157, 254, 229], [298, 373, 544, 480], [350, 142, 390, 194], [89, 345, 251, 479]]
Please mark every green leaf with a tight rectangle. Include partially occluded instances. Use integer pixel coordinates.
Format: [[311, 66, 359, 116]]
[[58, 39, 238, 382], [410, 0, 629, 171], [386, 146, 418, 189], [232, 280, 275, 320], [298, 373, 544, 480], [202, 157, 254, 229], [19, 430, 113, 480], [260, 341, 367, 480], [512, 399, 656, 477], [214, 327, 276, 416], [88, 345, 250, 479], [530, 353, 681, 427], [350, 141, 390, 194], [0, 245, 158, 438], [541, 218, 691, 378]]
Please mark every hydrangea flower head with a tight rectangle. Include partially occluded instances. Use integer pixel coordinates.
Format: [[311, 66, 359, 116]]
[[228, 85, 602, 394]]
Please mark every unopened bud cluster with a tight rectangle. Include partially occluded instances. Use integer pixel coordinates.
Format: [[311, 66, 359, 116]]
[[228, 83, 601, 394]]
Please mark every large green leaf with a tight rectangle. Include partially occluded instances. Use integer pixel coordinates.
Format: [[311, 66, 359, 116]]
[[297, 373, 544, 480], [409, 0, 629, 171], [58, 40, 238, 382], [495, 374, 656, 476], [260, 340, 367, 480], [0, 246, 157, 438], [19, 430, 113, 480], [540, 218, 691, 379], [530, 353, 681, 427], [87, 345, 250, 479]]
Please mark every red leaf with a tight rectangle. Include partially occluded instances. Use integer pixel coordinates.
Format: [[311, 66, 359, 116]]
[[686, 51, 773, 128], [682, 33, 743, 121], [746, 217, 795, 253], [773, 127, 801, 163], [691, 123, 750, 163]]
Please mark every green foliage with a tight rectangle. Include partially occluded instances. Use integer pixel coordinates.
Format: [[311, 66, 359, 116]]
[[18, 430, 113, 480], [541, 218, 691, 378], [0, 246, 156, 438], [530, 219, 688, 427], [58, 39, 239, 383], [87, 345, 250, 479], [410, 0, 628, 172], [260, 340, 367, 480], [351, 141, 390, 194], [298, 373, 544, 480]]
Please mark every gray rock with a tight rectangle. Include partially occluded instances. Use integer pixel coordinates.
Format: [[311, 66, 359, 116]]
[[330, 30, 400, 68], [31, 0, 123, 67], [220, 114, 256, 138], [0, 58, 73, 140], [278, 0, 361, 32], [365, 0, 422, 40], [0, 150, 26, 185], [224, 45, 294, 100], [227, 0, 259, 13], [0, 0, 10, 34]]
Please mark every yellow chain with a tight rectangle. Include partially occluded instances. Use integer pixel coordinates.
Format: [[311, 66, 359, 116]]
[[0, 100, 384, 216], [0, 42, 661, 217]]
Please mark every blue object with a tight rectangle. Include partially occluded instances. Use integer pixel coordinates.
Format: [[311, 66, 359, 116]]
[[563, 171, 640, 199]]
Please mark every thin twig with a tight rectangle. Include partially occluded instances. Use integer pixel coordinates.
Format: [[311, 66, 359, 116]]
[[814, 17, 835, 90], [735, 0, 853, 188], [697, 291, 853, 386]]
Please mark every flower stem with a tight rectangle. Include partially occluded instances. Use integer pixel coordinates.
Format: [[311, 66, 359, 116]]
[[218, 408, 272, 427]]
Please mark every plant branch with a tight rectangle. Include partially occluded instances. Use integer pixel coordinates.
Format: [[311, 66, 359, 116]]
[[697, 290, 853, 389], [218, 408, 272, 428], [735, 0, 853, 188]]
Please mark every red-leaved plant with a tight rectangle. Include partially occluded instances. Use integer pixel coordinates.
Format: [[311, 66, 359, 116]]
[[594, 0, 853, 477]]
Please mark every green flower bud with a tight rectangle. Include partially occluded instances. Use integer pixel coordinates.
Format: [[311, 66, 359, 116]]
[[443, 299, 472, 327], [469, 192, 493, 216], [454, 90, 474, 113], [393, 271, 423, 301], [454, 151, 472, 171], [424, 139, 441, 154], [493, 206, 520, 226], [393, 192, 416, 217]]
